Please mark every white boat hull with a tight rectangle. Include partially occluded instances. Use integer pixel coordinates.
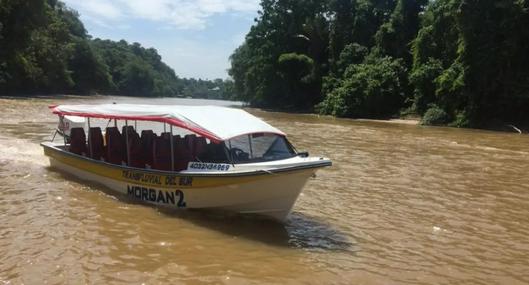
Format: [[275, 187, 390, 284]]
[[43, 143, 328, 221]]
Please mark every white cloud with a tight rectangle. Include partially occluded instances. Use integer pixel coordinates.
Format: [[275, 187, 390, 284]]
[[64, 0, 259, 30], [139, 37, 234, 79], [64, 0, 123, 19], [62, 0, 258, 78]]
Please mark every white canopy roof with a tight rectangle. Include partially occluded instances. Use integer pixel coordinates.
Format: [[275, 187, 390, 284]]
[[51, 104, 285, 142]]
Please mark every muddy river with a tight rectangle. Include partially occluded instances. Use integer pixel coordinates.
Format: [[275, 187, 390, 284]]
[[0, 96, 528, 284]]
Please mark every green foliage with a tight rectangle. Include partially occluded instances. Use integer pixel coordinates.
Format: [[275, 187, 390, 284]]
[[4, 0, 529, 128], [409, 0, 529, 127], [0, 0, 234, 99], [241, 0, 529, 127], [229, 0, 423, 117], [90, 39, 179, 97], [277, 53, 315, 106], [176, 78, 235, 100], [421, 105, 449, 126], [455, 0, 529, 126], [409, 0, 461, 118], [119, 59, 155, 97], [434, 61, 466, 109], [317, 56, 405, 118], [328, 0, 356, 71], [336, 43, 368, 75], [449, 110, 470, 128], [409, 58, 443, 114], [228, 0, 329, 109], [69, 39, 113, 93], [375, 0, 427, 64], [278, 53, 314, 81]]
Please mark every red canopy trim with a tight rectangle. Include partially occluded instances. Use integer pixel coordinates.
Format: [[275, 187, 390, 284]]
[[51, 108, 223, 143]]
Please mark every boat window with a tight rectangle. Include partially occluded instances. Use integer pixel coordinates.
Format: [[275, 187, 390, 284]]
[[227, 133, 296, 163]]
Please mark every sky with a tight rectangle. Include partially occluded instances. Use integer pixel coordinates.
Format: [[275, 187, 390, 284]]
[[62, 0, 261, 80]]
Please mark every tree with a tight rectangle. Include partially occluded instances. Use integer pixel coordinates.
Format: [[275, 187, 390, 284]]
[[69, 40, 113, 93], [317, 56, 406, 118], [1, 0, 231, 99], [410, 0, 462, 121], [0, 0, 47, 93], [375, 0, 427, 65], [328, 0, 356, 72], [228, 0, 329, 110]]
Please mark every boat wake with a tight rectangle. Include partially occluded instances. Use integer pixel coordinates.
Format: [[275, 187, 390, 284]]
[[0, 135, 48, 167]]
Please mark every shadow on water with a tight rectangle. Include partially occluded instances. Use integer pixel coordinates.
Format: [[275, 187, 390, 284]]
[[158, 208, 354, 252], [285, 212, 354, 251], [47, 166, 354, 252]]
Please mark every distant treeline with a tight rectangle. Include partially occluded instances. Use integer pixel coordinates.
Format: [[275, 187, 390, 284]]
[[229, 0, 529, 128], [0, 0, 234, 99]]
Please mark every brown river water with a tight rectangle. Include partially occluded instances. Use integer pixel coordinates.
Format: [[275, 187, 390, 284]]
[[1, 96, 528, 284]]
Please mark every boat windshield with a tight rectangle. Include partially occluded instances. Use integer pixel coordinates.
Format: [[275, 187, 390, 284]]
[[226, 133, 296, 163]]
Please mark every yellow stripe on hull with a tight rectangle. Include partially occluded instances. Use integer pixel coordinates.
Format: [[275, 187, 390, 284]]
[[44, 144, 287, 189]]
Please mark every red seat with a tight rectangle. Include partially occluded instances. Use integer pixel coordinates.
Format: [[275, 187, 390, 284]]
[[173, 135, 193, 171], [126, 131, 144, 168], [161, 132, 171, 141], [153, 135, 171, 170], [122, 125, 135, 136], [184, 134, 196, 156], [69, 128, 87, 155], [105, 127, 123, 165], [198, 141, 228, 163], [88, 127, 105, 160], [121, 126, 138, 163], [194, 137, 208, 159], [141, 130, 156, 167]]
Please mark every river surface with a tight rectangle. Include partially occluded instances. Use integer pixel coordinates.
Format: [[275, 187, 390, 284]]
[[1, 96, 528, 284]]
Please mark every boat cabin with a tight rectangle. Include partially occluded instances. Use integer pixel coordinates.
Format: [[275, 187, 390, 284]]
[[52, 104, 298, 172]]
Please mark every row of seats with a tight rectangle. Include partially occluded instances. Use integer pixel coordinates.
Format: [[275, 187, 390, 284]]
[[68, 126, 225, 171]]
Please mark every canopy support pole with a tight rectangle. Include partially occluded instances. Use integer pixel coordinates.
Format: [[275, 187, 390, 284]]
[[60, 116, 66, 148], [223, 142, 233, 166], [170, 125, 174, 171], [125, 120, 130, 166], [114, 119, 117, 128], [88, 117, 93, 158], [248, 134, 253, 159], [134, 120, 137, 130], [164, 123, 166, 133], [51, 129, 57, 142], [227, 140, 234, 163]]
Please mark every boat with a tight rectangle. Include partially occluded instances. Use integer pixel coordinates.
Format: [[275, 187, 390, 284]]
[[41, 104, 332, 221]]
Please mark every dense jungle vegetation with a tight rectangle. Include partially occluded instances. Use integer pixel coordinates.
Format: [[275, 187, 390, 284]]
[[0, 0, 233, 99], [229, 0, 529, 127], [3, 0, 529, 127]]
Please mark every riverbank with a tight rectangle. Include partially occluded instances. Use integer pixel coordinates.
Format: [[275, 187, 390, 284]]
[[355, 117, 527, 133], [257, 105, 529, 134], [355, 118, 420, 126], [2, 94, 524, 134]]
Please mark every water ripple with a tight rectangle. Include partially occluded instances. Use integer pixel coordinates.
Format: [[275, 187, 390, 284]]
[[0, 97, 528, 284]]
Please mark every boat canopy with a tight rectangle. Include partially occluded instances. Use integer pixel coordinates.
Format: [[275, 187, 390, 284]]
[[50, 104, 285, 142]]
